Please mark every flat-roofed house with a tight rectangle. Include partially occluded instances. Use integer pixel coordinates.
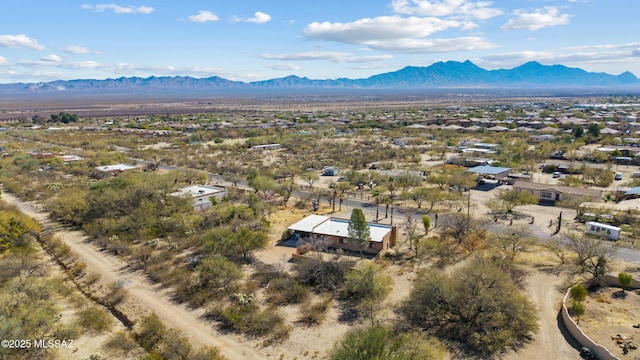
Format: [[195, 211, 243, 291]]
[[169, 184, 227, 211], [95, 164, 139, 176], [513, 181, 603, 204], [251, 143, 281, 150], [287, 215, 397, 255]]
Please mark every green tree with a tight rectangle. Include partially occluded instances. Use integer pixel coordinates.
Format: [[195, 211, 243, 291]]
[[248, 175, 277, 198], [301, 171, 319, 189], [347, 208, 371, 257], [422, 215, 431, 234], [401, 257, 538, 357], [497, 188, 538, 213], [572, 126, 584, 138], [570, 300, 585, 320], [619, 272, 633, 294], [196, 257, 243, 292], [570, 284, 588, 302], [587, 123, 602, 137]]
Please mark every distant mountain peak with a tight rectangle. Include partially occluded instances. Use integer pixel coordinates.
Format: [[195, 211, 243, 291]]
[[1, 60, 639, 98]]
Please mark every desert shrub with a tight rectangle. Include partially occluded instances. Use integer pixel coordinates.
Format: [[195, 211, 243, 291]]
[[329, 325, 446, 360], [102, 281, 128, 307], [267, 277, 309, 305], [570, 284, 588, 302], [298, 296, 332, 325], [70, 261, 87, 277], [105, 330, 138, 356], [52, 323, 82, 340], [189, 346, 225, 360], [569, 300, 585, 318], [158, 329, 192, 360], [76, 305, 113, 333], [296, 258, 354, 293], [136, 313, 166, 352], [250, 262, 286, 287], [341, 262, 392, 304], [210, 303, 290, 342]]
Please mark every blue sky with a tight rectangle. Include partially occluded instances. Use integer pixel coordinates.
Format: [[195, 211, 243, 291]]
[[1, 0, 639, 83]]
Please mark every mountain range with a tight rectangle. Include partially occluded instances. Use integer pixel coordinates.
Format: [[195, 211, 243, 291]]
[[2, 60, 640, 97]]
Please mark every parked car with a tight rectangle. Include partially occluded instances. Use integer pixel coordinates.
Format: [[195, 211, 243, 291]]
[[580, 346, 595, 359], [552, 171, 562, 178], [614, 172, 622, 180]]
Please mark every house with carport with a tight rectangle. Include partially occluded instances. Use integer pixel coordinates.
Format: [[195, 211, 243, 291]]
[[513, 181, 603, 204], [287, 214, 396, 256]]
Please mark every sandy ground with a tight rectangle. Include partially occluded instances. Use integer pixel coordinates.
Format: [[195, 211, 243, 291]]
[[578, 287, 640, 359], [2, 192, 266, 360]]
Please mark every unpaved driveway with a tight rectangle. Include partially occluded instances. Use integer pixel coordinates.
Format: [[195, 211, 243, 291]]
[[505, 271, 581, 360], [2, 192, 265, 360]]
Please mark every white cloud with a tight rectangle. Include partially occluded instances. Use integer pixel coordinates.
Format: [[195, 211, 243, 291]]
[[64, 45, 92, 54], [390, 0, 503, 20], [231, 11, 272, 24], [478, 42, 640, 72], [187, 10, 219, 23], [501, 6, 571, 31], [260, 51, 393, 63], [246, 11, 272, 24], [304, 16, 461, 44], [40, 54, 61, 62], [18, 56, 103, 70], [81, 4, 154, 14], [0, 34, 45, 50], [264, 63, 301, 71], [367, 36, 496, 53], [0, 56, 9, 66], [303, 15, 496, 53]]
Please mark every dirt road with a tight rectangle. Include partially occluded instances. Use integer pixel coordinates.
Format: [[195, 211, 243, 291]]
[[505, 271, 580, 360], [2, 192, 266, 360]]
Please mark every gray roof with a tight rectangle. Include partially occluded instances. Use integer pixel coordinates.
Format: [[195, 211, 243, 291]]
[[625, 186, 640, 196], [466, 165, 512, 175]]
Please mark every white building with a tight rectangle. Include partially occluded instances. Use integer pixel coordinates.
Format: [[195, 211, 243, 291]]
[[587, 221, 620, 241], [251, 143, 281, 150], [170, 185, 227, 211], [95, 164, 139, 176]]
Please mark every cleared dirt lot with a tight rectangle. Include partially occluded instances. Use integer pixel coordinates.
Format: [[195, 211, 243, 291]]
[[578, 287, 640, 358]]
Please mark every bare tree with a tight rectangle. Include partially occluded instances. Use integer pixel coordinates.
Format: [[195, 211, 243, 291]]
[[562, 231, 616, 277], [488, 226, 537, 263]]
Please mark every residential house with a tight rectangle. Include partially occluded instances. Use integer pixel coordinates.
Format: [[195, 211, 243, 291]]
[[251, 143, 281, 150], [169, 184, 227, 211], [513, 181, 603, 204], [587, 222, 620, 241], [528, 134, 555, 142], [287, 214, 397, 255], [95, 164, 139, 176]]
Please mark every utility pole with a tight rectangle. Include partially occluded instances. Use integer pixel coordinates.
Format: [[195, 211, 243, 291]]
[[467, 188, 471, 233]]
